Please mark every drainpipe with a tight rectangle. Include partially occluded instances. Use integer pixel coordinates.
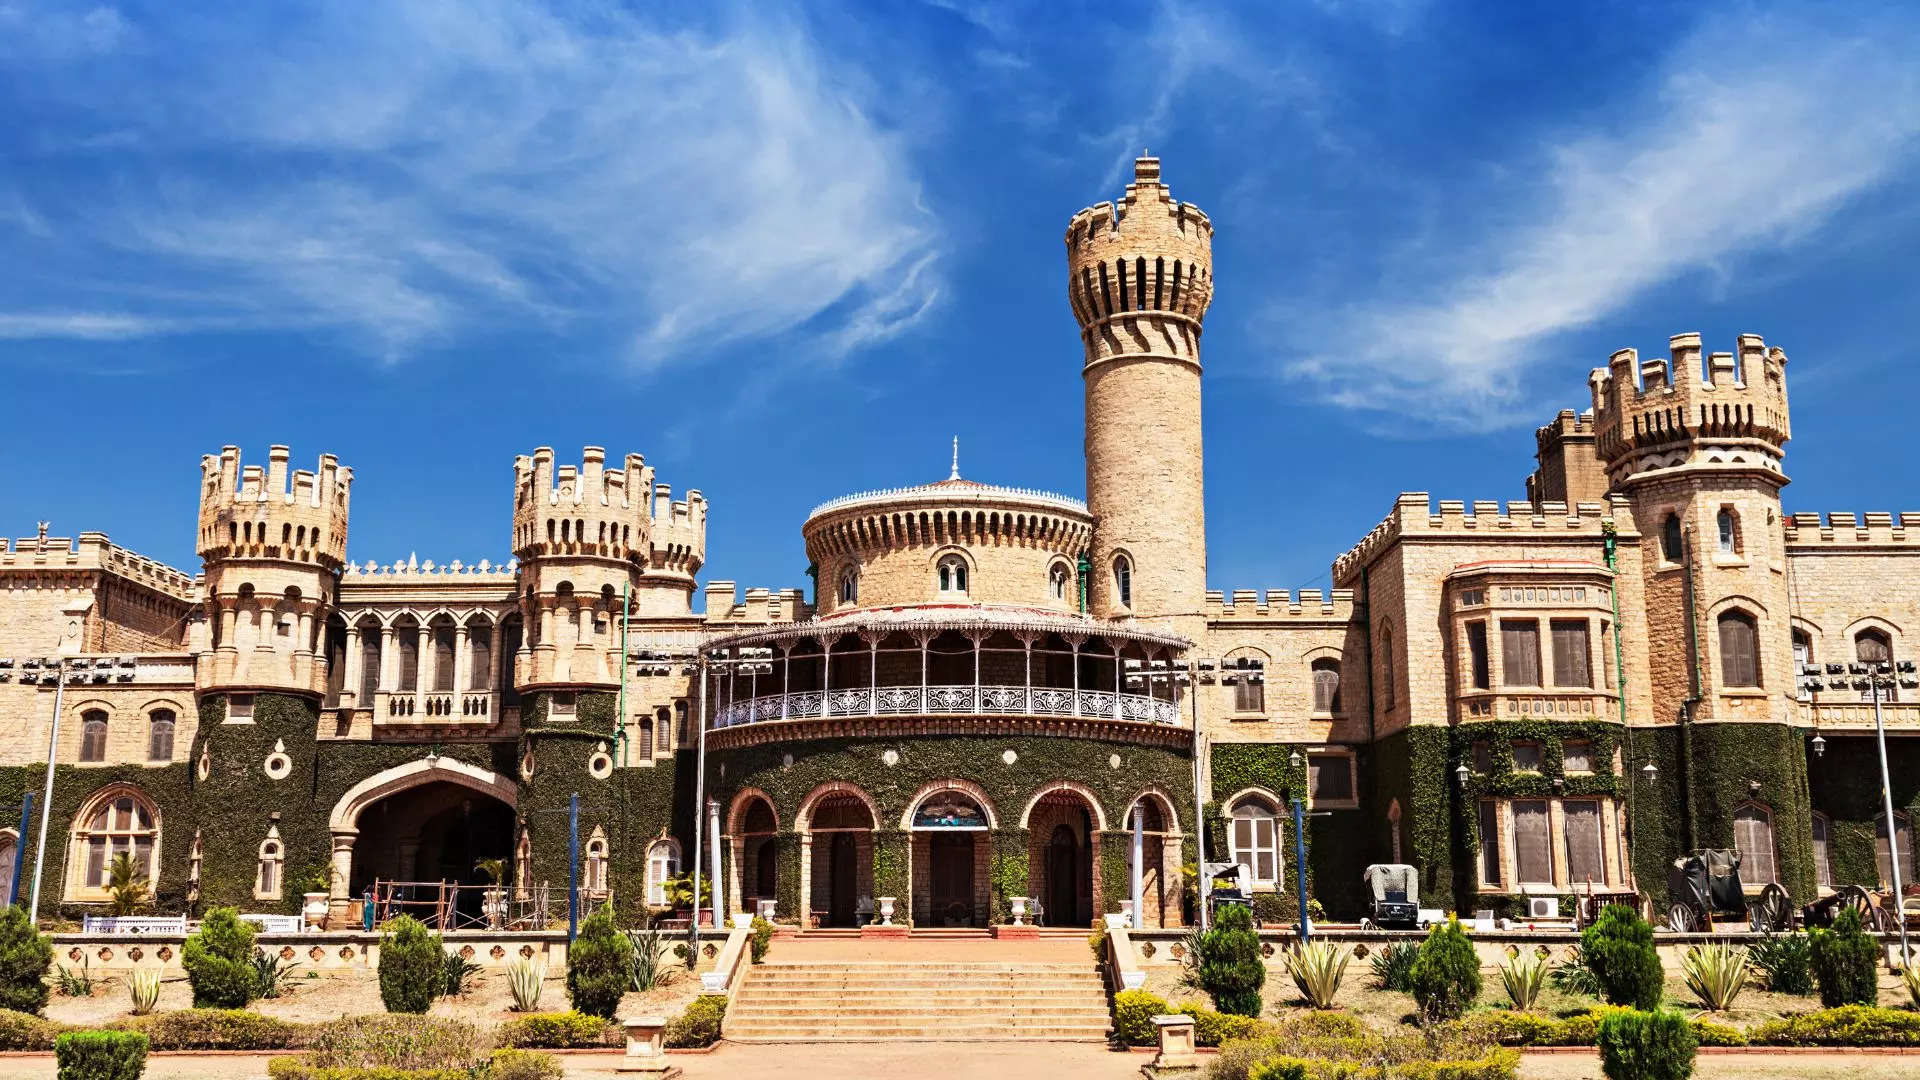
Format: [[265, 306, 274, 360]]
[[617, 581, 630, 767], [1678, 533, 1701, 852], [1076, 552, 1091, 614], [1604, 525, 1635, 886]]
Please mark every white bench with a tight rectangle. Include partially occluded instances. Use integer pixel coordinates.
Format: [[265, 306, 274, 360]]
[[80, 916, 187, 936], [238, 914, 305, 934]]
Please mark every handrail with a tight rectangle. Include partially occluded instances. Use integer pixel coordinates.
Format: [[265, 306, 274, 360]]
[[713, 684, 1182, 728]]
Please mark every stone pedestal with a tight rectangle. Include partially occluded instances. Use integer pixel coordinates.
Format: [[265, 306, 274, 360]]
[[616, 1015, 682, 1078], [1144, 1013, 1201, 1075]]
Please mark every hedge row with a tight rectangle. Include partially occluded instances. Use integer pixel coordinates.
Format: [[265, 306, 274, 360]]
[[1465, 1005, 1920, 1048]]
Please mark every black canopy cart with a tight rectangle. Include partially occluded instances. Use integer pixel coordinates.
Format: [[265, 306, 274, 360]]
[[1362, 863, 1419, 928], [1665, 848, 1793, 932]]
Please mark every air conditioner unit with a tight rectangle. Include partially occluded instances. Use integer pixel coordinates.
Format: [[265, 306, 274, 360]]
[[1527, 897, 1560, 919]]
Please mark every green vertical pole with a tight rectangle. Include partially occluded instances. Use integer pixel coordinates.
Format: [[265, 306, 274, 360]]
[[618, 580, 630, 767]]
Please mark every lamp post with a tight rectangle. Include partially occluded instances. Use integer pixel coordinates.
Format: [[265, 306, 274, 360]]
[[29, 657, 70, 924], [1804, 655, 1913, 964]]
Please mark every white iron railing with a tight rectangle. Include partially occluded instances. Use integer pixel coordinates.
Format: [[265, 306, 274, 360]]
[[714, 684, 1180, 727]]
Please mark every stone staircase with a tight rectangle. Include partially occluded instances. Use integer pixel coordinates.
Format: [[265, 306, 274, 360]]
[[724, 960, 1112, 1042]]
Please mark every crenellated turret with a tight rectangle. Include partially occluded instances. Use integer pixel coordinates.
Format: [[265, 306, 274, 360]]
[[1590, 333, 1791, 489], [194, 445, 353, 698]]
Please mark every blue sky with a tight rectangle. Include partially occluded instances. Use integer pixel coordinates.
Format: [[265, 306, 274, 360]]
[[4, 0, 1919, 601]]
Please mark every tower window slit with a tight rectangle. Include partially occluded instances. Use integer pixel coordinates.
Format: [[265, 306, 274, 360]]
[[1135, 256, 1147, 309], [1169, 260, 1183, 310], [1115, 260, 1130, 311], [1097, 263, 1113, 315], [1153, 257, 1164, 309]]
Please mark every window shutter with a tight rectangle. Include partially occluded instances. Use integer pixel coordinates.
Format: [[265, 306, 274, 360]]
[[1513, 800, 1552, 884], [1735, 807, 1776, 884], [1551, 621, 1591, 687], [1467, 623, 1490, 690], [1477, 800, 1501, 885], [1719, 614, 1759, 687], [1502, 622, 1541, 686], [1563, 800, 1603, 886], [1812, 815, 1832, 887]]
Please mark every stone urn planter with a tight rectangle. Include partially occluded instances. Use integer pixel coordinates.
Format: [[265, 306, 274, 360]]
[[1009, 896, 1029, 926], [302, 892, 331, 930], [877, 897, 897, 926], [483, 888, 508, 929]]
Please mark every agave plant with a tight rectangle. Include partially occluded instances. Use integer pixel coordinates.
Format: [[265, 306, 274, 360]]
[[506, 957, 544, 1012], [1286, 940, 1349, 1009], [127, 968, 161, 1015], [1499, 949, 1549, 1011], [1682, 940, 1750, 1011], [1903, 955, 1919, 1008], [627, 925, 670, 991]]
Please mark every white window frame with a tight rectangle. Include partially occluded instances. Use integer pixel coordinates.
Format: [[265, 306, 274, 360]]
[[1227, 798, 1280, 888], [1113, 555, 1132, 609], [646, 838, 682, 906], [255, 828, 284, 901]]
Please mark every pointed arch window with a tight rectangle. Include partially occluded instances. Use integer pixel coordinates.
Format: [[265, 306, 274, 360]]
[[1717, 508, 1740, 555], [1733, 802, 1777, 885], [1311, 658, 1342, 714], [646, 838, 682, 906], [1113, 555, 1132, 609], [584, 828, 610, 898], [839, 569, 858, 605], [255, 828, 284, 900], [1661, 514, 1684, 563], [1718, 611, 1761, 688], [79, 709, 109, 763], [147, 710, 175, 762], [1049, 564, 1069, 602], [1856, 629, 1897, 702]]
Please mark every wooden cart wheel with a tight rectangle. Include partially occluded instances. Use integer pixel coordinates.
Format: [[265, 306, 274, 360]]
[[1750, 884, 1793, 932], [1837, 884, 1875, 926], [1870, 902, 1899, 934], [1667, 902, 1697, 933]]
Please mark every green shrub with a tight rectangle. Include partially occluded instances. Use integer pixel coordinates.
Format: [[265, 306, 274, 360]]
[[1749, 1005, 1920, 1046], [54, 1030, 148, 1080], [1596, 1009, 1695, 1080], [1555, 1006, 1633, 1047], [1410, 917, 1482, 1023], [1548, 945, 1602, 998], [1198, 902, 1266, 1017], [266, 1061, 471, 1080], [302, 1014, 485, 1071], [1690, 1019, 1745, 1047], [439, 952, 480, 998], [375, 917, 443, 1015], [663, 995, 726, 1048], [1205, 1014, 1512, 1080], [0, 1008, 70, 1050], [1748, 932, 1814, 995], [1175, 1002, 1262, 1047], [565, 907, 632, 1020], [1809, 907, 1880, 1008], [489, 1049, 563, 1080], [1497, 949, 1548, 1011], [181, 907, 259, 1009], [1112, 989, 1169, 1046], [1248, 1059, 1309, 1080], [1462, 1009, 1560, 1047], [0, 906, 53, 1015], [1680, 941, 1749, 1011], [117, 1008, 307, 1050], [1581, 905, 1662, 1010], [495, 1011, 614, 1049], [749, 915, 774, 964], [1371, 941, 1419, 992]]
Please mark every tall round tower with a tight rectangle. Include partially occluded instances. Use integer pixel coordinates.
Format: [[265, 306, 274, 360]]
[[1070, 154, 1213, 631]]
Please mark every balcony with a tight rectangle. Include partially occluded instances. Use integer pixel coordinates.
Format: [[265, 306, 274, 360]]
[[716, 684, 1180, 727]]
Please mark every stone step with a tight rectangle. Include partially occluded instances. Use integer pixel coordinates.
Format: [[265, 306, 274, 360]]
[[724, 1026, 1108, 1043], [737, 975, 1102, 986], [726, 1004, 1112, 1019]]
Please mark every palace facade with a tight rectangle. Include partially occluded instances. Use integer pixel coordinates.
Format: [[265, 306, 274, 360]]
[[2, 156, 1916, 930]]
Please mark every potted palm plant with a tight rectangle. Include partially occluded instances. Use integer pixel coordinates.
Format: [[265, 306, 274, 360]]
[[475, 858, 510, 928], [662, 872, 711, 925], [105, 854, 150, 916]]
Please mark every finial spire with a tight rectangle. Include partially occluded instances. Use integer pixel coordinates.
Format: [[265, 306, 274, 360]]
[[949, 436, 960, 481]]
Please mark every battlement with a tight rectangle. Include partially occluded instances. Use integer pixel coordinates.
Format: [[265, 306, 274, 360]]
[[1589, 333, 1791, 485], [1535, 408, 1595, 446], [1783, 511, 1920, 548], [195, 446, 352, 569], [1, 530, 196, 600], [1205, 588, 1356, 622], [342, 555, 521, 581], [1065, 155, 1214, 341], [1332, 492, 1625, 585], [702, 581, 810, 626], [511, 447, 707, 572]]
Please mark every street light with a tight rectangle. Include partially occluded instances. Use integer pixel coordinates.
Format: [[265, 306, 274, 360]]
[[1810, 734, 1826, 758], [1640, 761, 1658, 785], [1842, 657, 1910, 965]]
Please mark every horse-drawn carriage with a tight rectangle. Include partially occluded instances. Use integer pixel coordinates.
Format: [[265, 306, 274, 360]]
[[1664, 848, 1793, 932]]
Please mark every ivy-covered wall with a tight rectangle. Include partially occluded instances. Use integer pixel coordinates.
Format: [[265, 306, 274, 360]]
[[1808, 732, 1920, 890], [1205, 743, 1372, 919]]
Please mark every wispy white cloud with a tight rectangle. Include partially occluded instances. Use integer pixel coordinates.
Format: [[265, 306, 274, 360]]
[[0, 311, 195, 339], [1, 1, 941, 368], [1276, 10, 1920, 429]]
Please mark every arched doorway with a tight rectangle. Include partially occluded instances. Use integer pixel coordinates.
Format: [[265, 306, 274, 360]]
[[1025, 786, 1102, 928], [1126, 792, 1183, 928], [804, 791, 875, 928], [328, 758, 519, 921], [730, 794, 779, 916], [906, 784, 994, 928]]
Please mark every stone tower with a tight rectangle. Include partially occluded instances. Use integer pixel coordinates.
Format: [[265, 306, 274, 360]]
[[1069, 154, 1213, 632], [511, 447, 689, 691], [195, 445, 352, 697]]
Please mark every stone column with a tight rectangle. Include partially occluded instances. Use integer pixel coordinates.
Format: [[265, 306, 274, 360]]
[[329, 833, 356, 905], [378, 626, 397, 693], [707, 800, 725, 926], [454, 624, 471, 697], [342, 624, 365, 706], [1132, 804, 1145, 929]]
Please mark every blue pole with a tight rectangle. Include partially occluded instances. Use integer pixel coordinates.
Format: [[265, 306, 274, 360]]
[[567, 793, 581, 942], [8, 794, 30, 907], [1292, 797, 1310, 946]]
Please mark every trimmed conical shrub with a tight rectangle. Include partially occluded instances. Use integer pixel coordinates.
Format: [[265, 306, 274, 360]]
[[1197, 903, 1266, 1018], [567, 906, 633, 1020], [1410, 916, 1482, 1021], [377, 916, 445, 1014], [1582, 904, 1663, 1010], [182, 908, 259, 1009], [0, 906, 52, 1015]]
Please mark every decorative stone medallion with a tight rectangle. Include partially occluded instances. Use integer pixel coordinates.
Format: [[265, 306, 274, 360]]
[[1260, 943, 1275, 958], [280, 946, 296, 961], [1536, 944, 1552, 959], [309, 946, 326, 962], [1169, 943, 1185, 960], [263, 738, 294, 780], [339, 946, 354, 960], [127, 947, 143, 962], [490, 945, 506, 960], [97, 947, 113, 962], [519, 945, 535, 959], [882, 750, 899, 766], [587, 743, 613, 780], [1139, 942, 1155, 958], [519, 747, 536, 780], [1001, 749, 1018, 765], [1109, 754, 1122, 769], [196, 743, 211, 781], [459, 945, 475, 960], [67, 948, 82, 963], [156, 947, 172, 962], [1352, 943, 1369, 959]]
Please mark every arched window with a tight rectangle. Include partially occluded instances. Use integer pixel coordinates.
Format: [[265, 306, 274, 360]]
[[656, 706, 671, 753], [1049, 564, 1069, 602], [1227, 797, 1279, 886], [1661, 514, 1684, 563], [1717, 611, 1761, 687], [1811, 812, 1833, 887], [636, 715, 654, 758], [79, 709, 108, 763], [584, 828, 610, 898], [1878, 811, 1913, 890], [1113, 555, 1132, 609], [1311, 658, 1342, 714], [147, 710, 175, 762], [1716, 508, 1740, 555], [646, 838, 682, 906], [70, 787, 159, 897], [1856, 629, 1897, 702], [1733, 802, 1777, 885], [839, 570, 858, 605], [255, 829, 284, 900], [937, 555, 969, 596], [514, 828, 533, 892]]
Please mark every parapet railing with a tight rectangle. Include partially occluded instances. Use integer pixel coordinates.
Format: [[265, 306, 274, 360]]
[[714, 684, 1181, 727]]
